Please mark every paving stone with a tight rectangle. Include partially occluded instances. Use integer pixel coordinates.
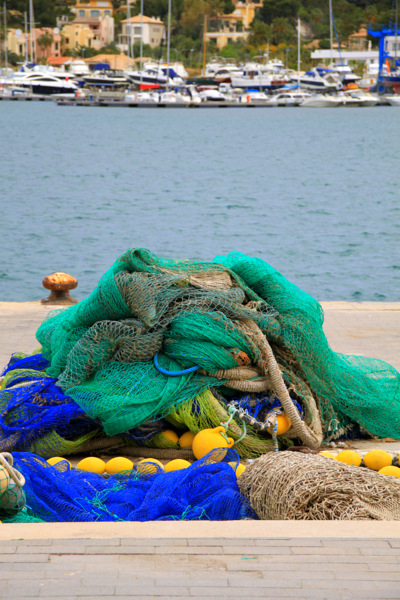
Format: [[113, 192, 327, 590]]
[[0, 542, 17, 553], [187, 538, 254, 547], [155, 574, 228, 587], [115, 585, 190, 596], [228, 573, 303, 588], [85, 545, 155, 555], [154, 546, 223, 555], [0, 552, 49, 563], [322, 540, 391, 548], [38, 582, 115, 596], [189, 586, 302, 597], [3, 580, 43, 596], [255, 539, 323, 547], [121, 538, 187, 547], [223, 545, 292, 555], [360, 547, 400, 556], [291, 547, 362, 555]]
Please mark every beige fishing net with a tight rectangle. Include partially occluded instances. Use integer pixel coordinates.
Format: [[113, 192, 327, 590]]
[[238, 451, 400, 520]]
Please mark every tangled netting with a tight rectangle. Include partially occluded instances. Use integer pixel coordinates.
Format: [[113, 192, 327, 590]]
[[4, 449, 256, 523], [1, 247, 399, 459], [238, 452, 400, 520]]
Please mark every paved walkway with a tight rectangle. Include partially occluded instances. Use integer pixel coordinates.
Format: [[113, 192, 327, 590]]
[[0, 301, 399, 599], [1, 522, 400, 599]]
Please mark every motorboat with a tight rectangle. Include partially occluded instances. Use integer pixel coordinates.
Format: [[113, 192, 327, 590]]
[[300, 94, 343, 107], [267, 91, 312, 106], [386, 95, 400, 106], [230, 59, 290, 90], [9, 72, 78, 96], [342, 90, 380, 107], [239, 89, 269, 103], [291, 68, 342, 91], [83, 69, 129, 88], [198, 87, 226, 101], [125, 62, 184, 87]]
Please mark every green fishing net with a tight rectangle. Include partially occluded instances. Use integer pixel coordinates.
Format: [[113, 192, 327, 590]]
[[34, 247, 400, 447]]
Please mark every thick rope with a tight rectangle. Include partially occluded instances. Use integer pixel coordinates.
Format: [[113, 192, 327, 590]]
[[241, 319, 322, 449], [0, 453, 25, 487]]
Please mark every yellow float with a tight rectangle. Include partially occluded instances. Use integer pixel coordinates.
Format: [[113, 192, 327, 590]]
[[47, 457, 71, 468], [192, 426, 234, 461], [364, 450, 393, 471], [179, 431, 196, 448], [76, 457, 106, 475], [136, 458, 164, 475], [378, 465, 400, 478], [105, 457, 134, 474], [164, 459, 191, 472], [335, 450, 362, 467], [228, 462, 246, 477], [319, 451, 336, 459]]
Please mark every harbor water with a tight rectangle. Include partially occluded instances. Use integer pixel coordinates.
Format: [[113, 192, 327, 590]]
[[0, 102, 398, 302]]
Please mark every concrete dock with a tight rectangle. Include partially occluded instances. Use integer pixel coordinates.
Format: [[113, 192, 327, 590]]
[[0, 301, 399, 599]]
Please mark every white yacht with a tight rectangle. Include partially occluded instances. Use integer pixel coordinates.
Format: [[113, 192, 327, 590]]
[[230, 60, 290, 90], [386, 95, 400, 106], [291, 68, 342, 91], [267, 91, 312, 106], [125, 62, 184, 87], [300, 94, 343, 107], [9, 72, 78, 96]]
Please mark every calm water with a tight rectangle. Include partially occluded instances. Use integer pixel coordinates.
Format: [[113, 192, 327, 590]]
[[0, 102, 399, 302]]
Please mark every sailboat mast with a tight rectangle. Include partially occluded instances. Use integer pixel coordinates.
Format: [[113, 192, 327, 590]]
[[139, 0, 143, 84], [3, 3, 7, 70], [24, 11, 28, 62], [329, 0, 333, 66], [298, 17, 300, 87], [126, 0, 131, 64], [29, 0, 33, 62], [166, 0, 171, 90]]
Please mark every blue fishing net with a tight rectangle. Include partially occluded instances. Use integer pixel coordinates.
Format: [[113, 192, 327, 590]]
[[0, 378, 98, 453], [11, 449, 256, 522]]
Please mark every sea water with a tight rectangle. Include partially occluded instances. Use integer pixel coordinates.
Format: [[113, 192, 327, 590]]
[[0, 102, 398, 301]]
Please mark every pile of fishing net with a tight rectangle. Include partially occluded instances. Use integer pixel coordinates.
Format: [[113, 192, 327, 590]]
[[1, 247, 399, 461], [3, 449, 255, 523], [238, 451, 400, 520]]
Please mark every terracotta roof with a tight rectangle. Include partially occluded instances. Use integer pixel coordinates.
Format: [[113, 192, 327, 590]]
[[121, 15, 163, 24], [72, 16, 102, 24], [47, 56, 73, 65], [349, 28, 367, 38]]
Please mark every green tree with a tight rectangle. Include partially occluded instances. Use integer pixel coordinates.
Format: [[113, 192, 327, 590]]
[[257, 0, 300, 25]]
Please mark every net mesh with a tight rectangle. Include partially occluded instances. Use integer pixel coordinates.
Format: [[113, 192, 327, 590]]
[[238, 451, 400, 520], [9, 449, 256, 522], [2, 247, 399, 459]]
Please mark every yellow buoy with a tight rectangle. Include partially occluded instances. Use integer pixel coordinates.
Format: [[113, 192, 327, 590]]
[[164, 459, 191, 472], [364, 450, 393, 471], [379, 465, 400, 477], [378, 465, 400, 478], [0, 466, 10, 496], [47, 457, 71, 468], [267, 414, 291, 436], [179, 431, 196, 449], [192, 426, 234, 461], [76, 457, 106, 475], [163, 430, 179, 444], [228, 462, 246, 478], [136, 458, 164, 475], [335, 450, 362, 467], [319, 452, 336, 459], [105, 457, 134, 475]]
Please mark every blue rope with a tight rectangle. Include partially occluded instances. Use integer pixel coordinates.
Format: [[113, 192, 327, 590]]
[[153, 353, 200, 376]]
